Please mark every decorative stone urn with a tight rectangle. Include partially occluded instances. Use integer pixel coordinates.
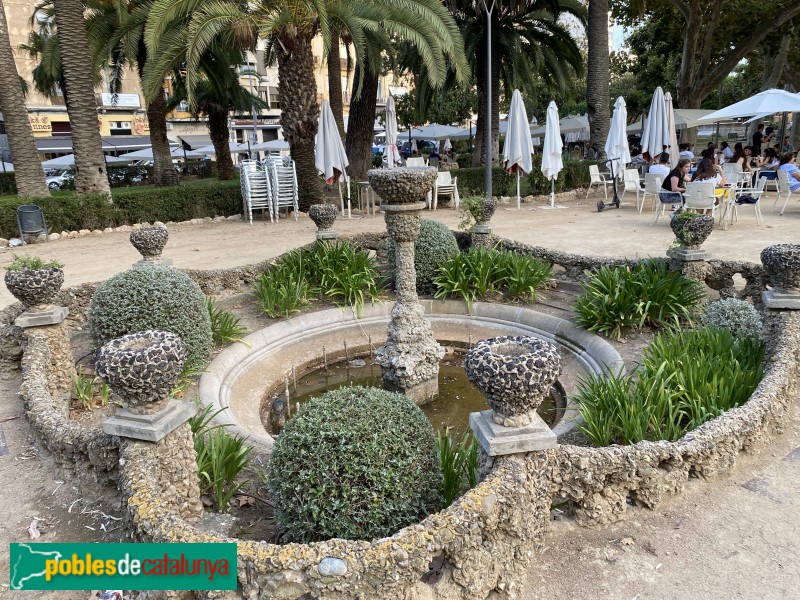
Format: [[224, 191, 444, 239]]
[[465, 336, 561, 427], [130, 226, 169, 265], [5, 267, 64, 310], [96, 330, 187, 415], [669, 214, 714, 250], [476, 197, 497, 225], [761, 244, 800, 309], [472, 197, 497, 248], [368, 167, 444, 404], [308, 203, 338, 241]]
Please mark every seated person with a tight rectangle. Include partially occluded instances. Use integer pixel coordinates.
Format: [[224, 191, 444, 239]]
[[429, 149, 440, 160], [720, 141, 733, 161], [691, 158, 726, 187], [782, 136, 794, 154], [755, 147, 779, 171], [778, 152, 800, 192], [661, 158, 691, 209], [700, 147, 716, 161], [678, 143, 694, 159], [649, 152, 671, 178]]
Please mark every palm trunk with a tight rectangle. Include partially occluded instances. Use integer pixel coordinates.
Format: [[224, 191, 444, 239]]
[[345, 60, 379, 180], [208, 107, 235, 180], [277, 30, 322, 210], [0, 1, 50, 197], [52, 0, 111, 197], [586, 0, 610, 156], [327, 29, 346, 141], [137, 43, 177, 187]]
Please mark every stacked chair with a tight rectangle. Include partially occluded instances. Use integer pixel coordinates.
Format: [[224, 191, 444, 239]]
[[239, 157, 299, 223]]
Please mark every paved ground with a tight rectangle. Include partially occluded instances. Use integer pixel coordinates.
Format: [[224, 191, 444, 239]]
[[0, 189, 797, 599]]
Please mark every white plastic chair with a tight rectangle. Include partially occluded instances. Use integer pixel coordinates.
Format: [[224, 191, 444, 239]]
[[640, 173, 662, 213], [433, 171, 459, 210], [774, 170, 796, 216], [721, 162, 741, 182], [406, 157, 427, 167], [620, 169, 641, 206], [650, 191, 682, 226], [731, 176, 766, 228], [585, 164, 612, 200], [684, 181, 718, 219], [240, 160, 274, 223]]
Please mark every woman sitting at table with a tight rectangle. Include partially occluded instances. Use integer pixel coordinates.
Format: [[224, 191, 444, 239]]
[[778, 152, 800, 192], [691, 158, 726, 186], [660, 158, 691, 210], [755, 147, 779, 170]]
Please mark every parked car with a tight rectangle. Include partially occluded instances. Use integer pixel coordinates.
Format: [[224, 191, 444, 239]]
[[45, 170, 74, 190]]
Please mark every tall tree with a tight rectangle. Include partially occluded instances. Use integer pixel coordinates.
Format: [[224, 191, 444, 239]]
[[587, 0, 610, 154], [445, 0, 585, 167], [52, 0, 111, 196], [0, 0, 50, 197]]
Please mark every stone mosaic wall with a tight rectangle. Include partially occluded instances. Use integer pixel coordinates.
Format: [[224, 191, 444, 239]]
[[5, 238, 798, 599]]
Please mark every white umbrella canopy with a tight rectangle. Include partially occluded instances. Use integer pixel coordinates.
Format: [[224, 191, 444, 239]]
[[250, 139, 289, 152], [502, 90, 534, 210], [541, 101, 564, 208], [41, 154, 130, 168], [698, 88, 800, 120], [664, 92, 680, 168], [407, 124, 464, 140], [640, 87, 670, 162], [449, 124, 477, 139], [384, 96, 402, 168], [604, 96, 631, 180], [195, 141, 251, 155], [117, 147, 203, 160], [315, 100, 352, 217], [627, 109, 715, 133], [531, 114, 588, 137]]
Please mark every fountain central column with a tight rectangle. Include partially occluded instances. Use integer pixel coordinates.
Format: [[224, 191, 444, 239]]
[[367, 167, 444, 404]]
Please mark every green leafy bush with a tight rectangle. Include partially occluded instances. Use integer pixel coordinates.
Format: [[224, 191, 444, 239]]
[[574, 260, 705, 339], [576, 327, 765, 446], [455, 167, 514, 196], [190, 404, 252, 512], [88, 266, 213, 359], [266, 386, 443, 542], [206, 298, 248, 345], [253, 241, 383, 317], [386, 219, 459, 295], [434, 247, 553, 309], [701, 298, 763, 340], [437, 429, 478, 507], [6, 255, 63, 271], [0, 180, 241, 238]]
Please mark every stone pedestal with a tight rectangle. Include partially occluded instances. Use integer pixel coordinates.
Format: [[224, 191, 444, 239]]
[[469, 410, 556, 455], [103, 400, 197, 442], [761, 244, 800, 310], [471, 223, 493, 249], [14, 305, 68, 328], [309, 204, 338, 242], [134, 258, 173, 268], [368, 167, 444, 405]]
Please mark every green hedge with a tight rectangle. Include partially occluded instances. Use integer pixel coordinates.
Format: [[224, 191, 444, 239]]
[[454, 158, 600, 197], [0, 172, 15, 196], [0, 179, 242, 239]]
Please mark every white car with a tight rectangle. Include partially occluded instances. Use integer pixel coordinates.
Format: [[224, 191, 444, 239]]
[[45, 171, 74, 190]]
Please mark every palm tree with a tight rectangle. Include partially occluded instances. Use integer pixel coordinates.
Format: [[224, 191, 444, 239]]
[[446, 0, 585, 167], [166, 50, 265, 180], [143, 0, 466, 206], [52, 0, 111, 196], [0, 0, 50, 197], [586, 0, 609, 155], [85, 0, 178, 186]]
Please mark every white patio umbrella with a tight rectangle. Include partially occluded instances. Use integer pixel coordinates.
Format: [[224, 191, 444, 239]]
[[541, 101, 564, 209], [664, 92, 680, 167], [604, 96, 631, 181], [531, 114, 589, 137], [41, 154, 130, 168], [640, 87, 670, 162], [449, 124, 477, 139], [250, 139, 289, 152], [315, 100, 352, 217], [626, 109, 714, 133], [117, 147, 203, 160], [384, 96, 402, 168], [195, 141, 251, 155], [502, 89, 534, 210], [407, 124, 464, 140], [698, 88, 800, 121]]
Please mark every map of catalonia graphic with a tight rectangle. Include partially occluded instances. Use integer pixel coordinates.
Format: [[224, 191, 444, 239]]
[[10, 544, 63, 590]]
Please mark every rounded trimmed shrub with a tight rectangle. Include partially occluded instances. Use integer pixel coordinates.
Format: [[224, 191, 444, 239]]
[[88, 266, 212, 359], [701, 298, 763, 340], [267, 386, 443, 542], [387, 218, 459, 295]]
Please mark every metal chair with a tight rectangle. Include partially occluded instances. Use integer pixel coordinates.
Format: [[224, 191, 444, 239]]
[[241, 160, 274, 223], [585, 164, 612, 201], [16, 204, 49, 241], [270, 157, 299, 220]]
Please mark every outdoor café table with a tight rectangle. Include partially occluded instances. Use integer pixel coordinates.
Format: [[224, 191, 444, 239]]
[[716, 184, 736, 230]]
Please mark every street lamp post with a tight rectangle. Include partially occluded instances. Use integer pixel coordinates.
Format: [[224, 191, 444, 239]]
[[484, 1, 496, 201]]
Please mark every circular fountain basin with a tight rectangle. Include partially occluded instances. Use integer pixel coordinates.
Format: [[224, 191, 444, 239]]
[[199, 299, 624, 450]]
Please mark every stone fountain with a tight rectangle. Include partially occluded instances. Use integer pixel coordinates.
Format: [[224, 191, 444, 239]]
[[761, 244, 800, 309], [367, 167, 444, 404], [465, 335, 561, 455]]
